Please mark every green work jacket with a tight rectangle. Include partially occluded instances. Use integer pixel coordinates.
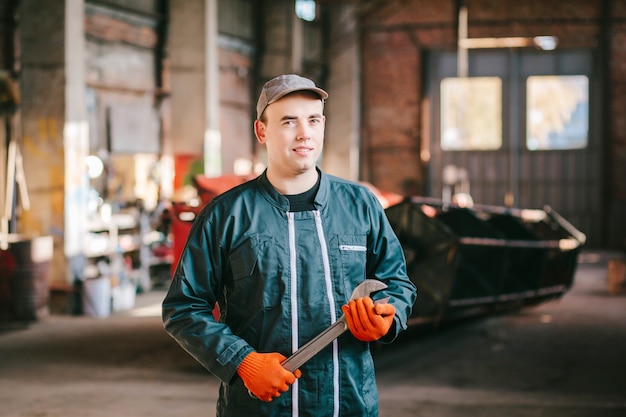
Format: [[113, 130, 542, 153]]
[[162, 169, 417, 417]]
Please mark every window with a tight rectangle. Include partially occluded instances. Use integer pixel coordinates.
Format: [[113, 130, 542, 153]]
[[526, 75, 588, 150], [440, 77, 502, 150], [296, 0, 316, 21]]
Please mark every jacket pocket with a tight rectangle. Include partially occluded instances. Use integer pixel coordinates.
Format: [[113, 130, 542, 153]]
[[338, 234, 368, 287], [228, 234, 281, 310]]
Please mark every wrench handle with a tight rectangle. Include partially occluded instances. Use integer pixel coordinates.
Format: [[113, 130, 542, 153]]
[[281, 316, 348, 373]]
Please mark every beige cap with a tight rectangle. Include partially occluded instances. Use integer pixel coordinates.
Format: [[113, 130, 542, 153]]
[[256, 74, 328, 119]]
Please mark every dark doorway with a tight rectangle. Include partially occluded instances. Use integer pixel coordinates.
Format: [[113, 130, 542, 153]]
[[427, 49, 601, 247]]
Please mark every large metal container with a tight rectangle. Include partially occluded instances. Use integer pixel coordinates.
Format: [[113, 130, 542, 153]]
[[385, 198, 586, 326]]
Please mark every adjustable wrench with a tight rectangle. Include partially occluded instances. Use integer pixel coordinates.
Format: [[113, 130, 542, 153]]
[[280, 279, 389, 373]]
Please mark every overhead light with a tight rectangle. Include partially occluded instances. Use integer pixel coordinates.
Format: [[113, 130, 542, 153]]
[[533, 36, 558, 51]]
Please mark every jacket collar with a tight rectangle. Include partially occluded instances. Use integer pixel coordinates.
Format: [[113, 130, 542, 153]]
[[257, 167, 329, 212]]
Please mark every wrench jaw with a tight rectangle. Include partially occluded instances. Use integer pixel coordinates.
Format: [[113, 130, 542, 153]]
[[374, 296, 391, 305], [350, 279, 388, 302]]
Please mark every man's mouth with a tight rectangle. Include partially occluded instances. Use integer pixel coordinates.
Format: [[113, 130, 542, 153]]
[[293, 146, 313, 155]]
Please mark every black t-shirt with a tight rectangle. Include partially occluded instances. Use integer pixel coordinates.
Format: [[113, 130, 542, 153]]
[[285, 176, 321, 212]]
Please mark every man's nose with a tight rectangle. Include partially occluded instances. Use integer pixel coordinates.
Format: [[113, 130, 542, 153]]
[[296, 123, 311, 141]]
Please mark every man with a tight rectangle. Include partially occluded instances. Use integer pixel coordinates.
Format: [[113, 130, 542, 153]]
[[162, 74, 417, 416]]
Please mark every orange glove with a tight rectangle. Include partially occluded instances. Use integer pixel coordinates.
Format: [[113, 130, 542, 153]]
[[342, 297, 396, 342], [236, 351, 301, 402]]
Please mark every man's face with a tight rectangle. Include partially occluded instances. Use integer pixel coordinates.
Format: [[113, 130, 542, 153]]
[[255, 92, 325, 178]]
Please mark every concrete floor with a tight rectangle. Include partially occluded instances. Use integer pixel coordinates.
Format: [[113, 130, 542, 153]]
[[1, 251, 625, 417]]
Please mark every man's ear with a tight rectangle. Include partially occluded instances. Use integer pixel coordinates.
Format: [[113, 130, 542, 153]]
[[254, 120, 266, 144]]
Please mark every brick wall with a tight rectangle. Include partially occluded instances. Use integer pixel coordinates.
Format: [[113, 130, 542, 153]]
[[609, 1, 626, 247], [610, 2, 626, 201]]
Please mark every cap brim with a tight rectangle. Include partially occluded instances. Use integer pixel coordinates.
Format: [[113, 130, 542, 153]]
[[267, 86, 328, 107]]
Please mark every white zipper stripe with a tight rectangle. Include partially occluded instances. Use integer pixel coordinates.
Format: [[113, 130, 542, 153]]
[[313, 210, 339, 417], [288, 212, 299, 416]]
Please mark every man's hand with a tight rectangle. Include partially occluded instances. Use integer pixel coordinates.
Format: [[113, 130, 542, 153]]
[[237, 351, 302, 402], [342, 297, 396, 342]]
